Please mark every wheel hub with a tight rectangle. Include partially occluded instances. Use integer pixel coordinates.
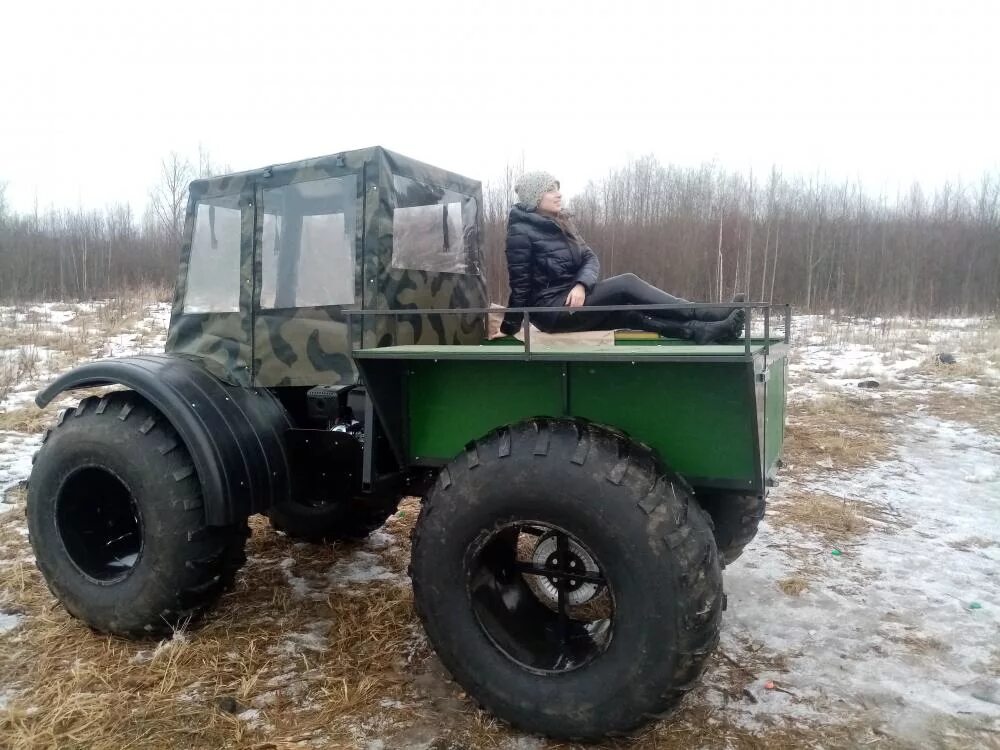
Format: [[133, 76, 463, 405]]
[[530, 533, 601, 606], [56, 466, 142, 583], [468, 521, 614, 674]]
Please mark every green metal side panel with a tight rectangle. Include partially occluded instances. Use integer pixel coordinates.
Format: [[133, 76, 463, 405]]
[[407, 361, 564, 461], [568, 362, 757, 488], [764, 355, 786, 475], [404, 359, 759, 490]]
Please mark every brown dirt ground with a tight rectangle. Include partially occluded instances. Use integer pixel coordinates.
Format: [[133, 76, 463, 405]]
[[0, 488, 891, 750], [3, 311, 990, 749]]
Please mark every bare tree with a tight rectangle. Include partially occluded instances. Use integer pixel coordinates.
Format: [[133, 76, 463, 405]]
[[149, 152, 193, 247], [1, 152, 998, 316]]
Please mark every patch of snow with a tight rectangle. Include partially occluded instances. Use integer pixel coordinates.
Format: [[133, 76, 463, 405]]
[[251, 690, 279, 708], [270, 621, 331, 656], [724, 416, 1000, 743], [502, 740, 547, 750], [0, 612, 24, 634], [941, 380, 981, 395], [265, 671, 298, 688], [237, 708, 261, 722], [964, 464, 999, 484], [28, 305, 77, 326], [365, 529, 395, 550], [0, 433, 42, 497], [279, 556, 316, 600], [378, 698, 408, 709], [327, 550, 405, 587]]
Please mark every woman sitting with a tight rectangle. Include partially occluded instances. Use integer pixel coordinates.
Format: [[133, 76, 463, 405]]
[[499, 172, 744, 345]]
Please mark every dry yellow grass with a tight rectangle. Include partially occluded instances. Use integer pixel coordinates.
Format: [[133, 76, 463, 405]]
[[0, 492, 880, 750], [911, 387, 1000, 436], [0, 291, 169, 433], [0, 387, 121, 434], [768, 488, 897, 548], [783, 392, 893, 474], [776, 577, 809, 597], [0, 405, 51, 434]]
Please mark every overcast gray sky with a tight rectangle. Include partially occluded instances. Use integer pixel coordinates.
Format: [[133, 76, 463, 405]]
[[2, 0, 998, 214]]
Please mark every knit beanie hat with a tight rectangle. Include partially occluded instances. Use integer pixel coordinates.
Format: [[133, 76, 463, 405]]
[[514, 171, 560, 208]]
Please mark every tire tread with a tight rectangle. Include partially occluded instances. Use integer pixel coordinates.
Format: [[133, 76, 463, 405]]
[[28, 390, 247, 638], [410, 417, 723, 741]]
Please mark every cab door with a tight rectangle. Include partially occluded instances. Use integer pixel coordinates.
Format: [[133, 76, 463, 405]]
[[250, 162, 364, 388], [166, 180, 255, 385]]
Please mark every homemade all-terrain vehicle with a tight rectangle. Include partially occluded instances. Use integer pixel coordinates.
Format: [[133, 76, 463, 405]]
[[27, 147, 789, 741]]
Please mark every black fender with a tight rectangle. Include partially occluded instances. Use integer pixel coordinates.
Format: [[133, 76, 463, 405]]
[[35, 354, 292, 526]]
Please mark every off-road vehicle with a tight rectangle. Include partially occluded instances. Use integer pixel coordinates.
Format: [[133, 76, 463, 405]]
[[28, 147, 789, 741]]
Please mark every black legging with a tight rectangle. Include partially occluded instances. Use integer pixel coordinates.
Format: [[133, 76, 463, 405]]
[[534, 273, 707, 333]]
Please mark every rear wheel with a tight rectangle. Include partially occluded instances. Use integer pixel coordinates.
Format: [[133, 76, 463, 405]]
[[267, 430, 400, 542], [699, 492, 767, 564], [410, 419, 723, 741], [27, 392, 248, 638], [267, 493, 401, 542]]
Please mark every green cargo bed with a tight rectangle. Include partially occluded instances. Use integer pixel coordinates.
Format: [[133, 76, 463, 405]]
[[354, 338, 787, 495]]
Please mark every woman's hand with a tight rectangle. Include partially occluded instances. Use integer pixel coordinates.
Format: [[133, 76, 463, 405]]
[[565, 283, 586, 308]]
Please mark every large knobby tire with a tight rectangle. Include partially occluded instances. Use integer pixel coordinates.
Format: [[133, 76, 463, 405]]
[[698, 492, 767, 564], [27, 391, 248, 638], [267, 493, 402, 543], [410, 419, 723, 741]]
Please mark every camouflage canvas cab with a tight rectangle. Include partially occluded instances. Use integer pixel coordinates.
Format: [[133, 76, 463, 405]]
[[166, 146, 488, 387]]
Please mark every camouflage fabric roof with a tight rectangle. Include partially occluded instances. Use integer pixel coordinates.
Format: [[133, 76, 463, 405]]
[[166, 147, 487, 387]]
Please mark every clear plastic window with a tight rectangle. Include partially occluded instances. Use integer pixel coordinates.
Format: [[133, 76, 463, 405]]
[[260, 175, 357, 309], [183, 195, 242, 314], [391, 175, 477, 275]]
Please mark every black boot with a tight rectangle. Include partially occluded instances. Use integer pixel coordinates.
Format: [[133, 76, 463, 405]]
[[692, 293, 746, 322], [639, 310, 744, 345], [654, 292, 745, 323]]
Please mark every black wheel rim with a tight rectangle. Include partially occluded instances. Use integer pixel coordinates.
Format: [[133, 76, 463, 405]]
[[55, 467, 143, 583], [468, 521, 614, 674]]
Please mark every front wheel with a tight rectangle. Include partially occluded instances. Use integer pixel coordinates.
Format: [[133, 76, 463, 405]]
[[409, 419, 723, 741], [27, 392, 248, 638]]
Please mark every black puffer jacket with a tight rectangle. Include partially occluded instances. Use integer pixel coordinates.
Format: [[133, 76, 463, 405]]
[[500, 204, 600, 334]]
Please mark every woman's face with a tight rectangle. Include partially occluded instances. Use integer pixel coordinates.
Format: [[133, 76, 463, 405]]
[[537, 188, 562, 215]]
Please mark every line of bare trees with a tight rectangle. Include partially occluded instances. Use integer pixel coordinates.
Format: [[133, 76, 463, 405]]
[[0, 149, 225, 301], [2, 153, 998, 315], [486, 157, 1000, 316]]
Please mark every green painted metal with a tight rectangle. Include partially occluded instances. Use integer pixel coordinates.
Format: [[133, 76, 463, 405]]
[[566, 362, 758, 487], [406, 361, 564, 462], [358, 336, 789, 494], [402, 357, 760, 491]]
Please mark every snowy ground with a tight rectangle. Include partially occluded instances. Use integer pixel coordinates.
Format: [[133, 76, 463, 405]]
[[0, 299, 170, 502], [714, 315, 1000, 747], [0, 306, 998, 748]]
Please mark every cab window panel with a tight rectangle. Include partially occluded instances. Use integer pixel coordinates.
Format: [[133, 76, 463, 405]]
[[391, 175, 478, 276], [260, 175, 357, 309], [183, 194, 242, 314]]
